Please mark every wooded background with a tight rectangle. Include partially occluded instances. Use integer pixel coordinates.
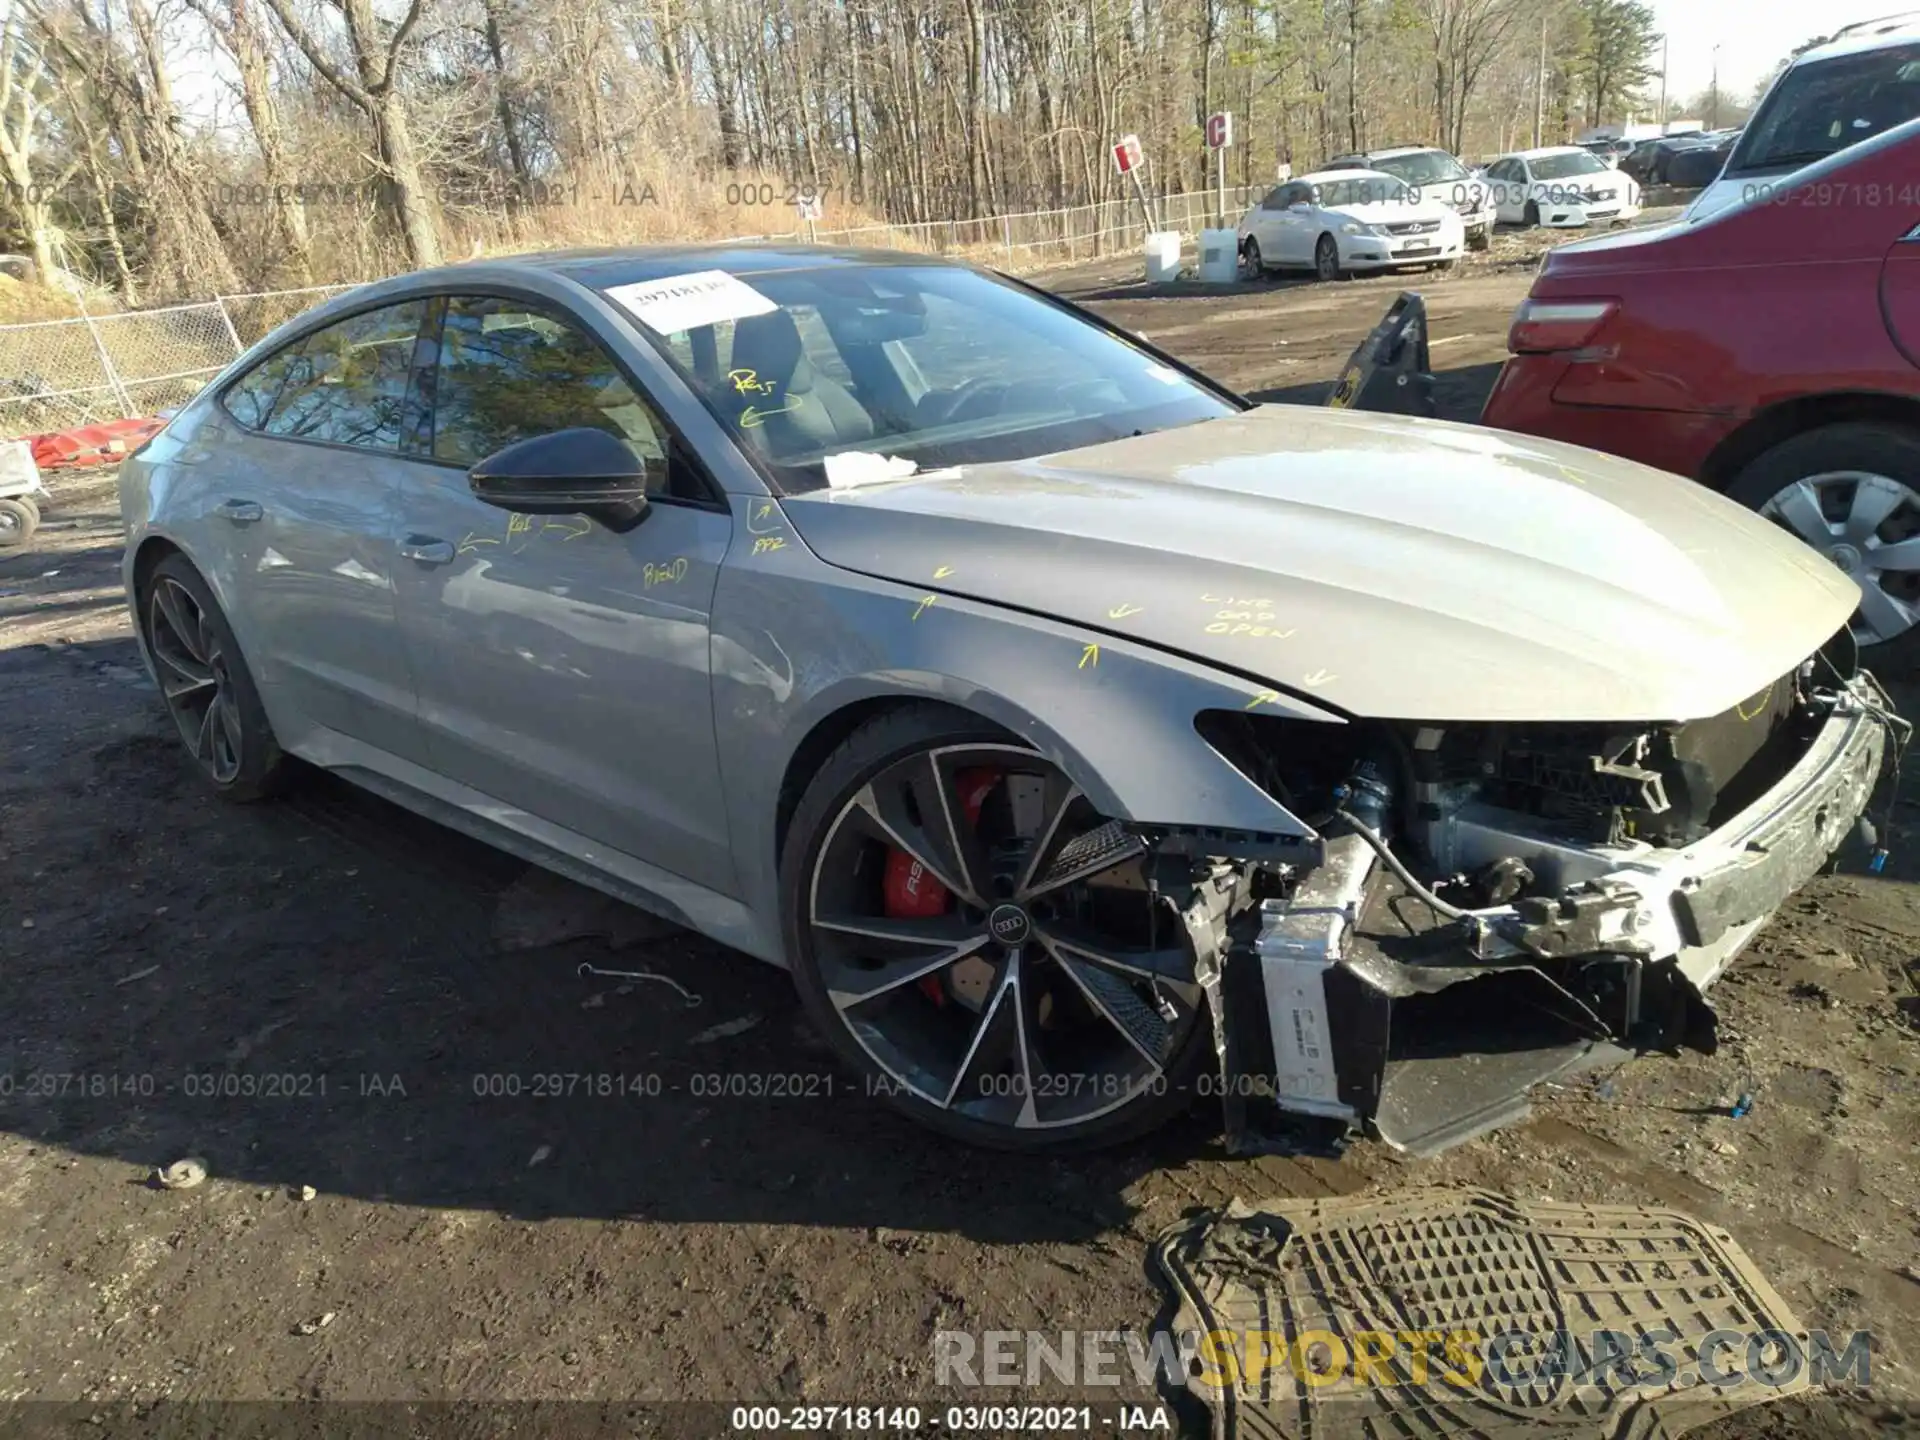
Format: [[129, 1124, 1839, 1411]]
[[0, 0, 1789, 310]]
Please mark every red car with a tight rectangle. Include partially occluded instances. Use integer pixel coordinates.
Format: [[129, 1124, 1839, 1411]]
[[1482, 117, 1920, 660]]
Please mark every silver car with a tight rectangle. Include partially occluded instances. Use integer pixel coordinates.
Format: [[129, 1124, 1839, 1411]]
[[120, 245, 1902, 1155]]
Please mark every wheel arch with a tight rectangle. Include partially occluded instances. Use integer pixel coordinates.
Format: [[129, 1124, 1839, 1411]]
[[770, 680, 1122, 869], [1699, 391, 1920, 492], [130, 532, 186, 599]]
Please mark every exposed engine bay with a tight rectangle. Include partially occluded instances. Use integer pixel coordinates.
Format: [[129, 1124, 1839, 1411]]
[[854, 636, 1903, 1156], [1170, 642, 1906, 1155]]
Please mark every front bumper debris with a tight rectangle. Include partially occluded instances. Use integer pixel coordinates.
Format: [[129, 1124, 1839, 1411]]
[[1153, 1189, 1812, 1440], [1223, 675, 1892, 1155]]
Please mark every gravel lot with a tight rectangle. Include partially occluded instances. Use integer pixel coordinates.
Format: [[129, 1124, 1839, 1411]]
[[0, 234, 1916, 1438]]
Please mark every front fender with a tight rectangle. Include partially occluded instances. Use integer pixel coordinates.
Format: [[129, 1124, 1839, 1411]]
[[711, 535, 1342, 954]]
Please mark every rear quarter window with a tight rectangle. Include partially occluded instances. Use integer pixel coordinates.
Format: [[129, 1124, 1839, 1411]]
[[222, 301, 428, 451]]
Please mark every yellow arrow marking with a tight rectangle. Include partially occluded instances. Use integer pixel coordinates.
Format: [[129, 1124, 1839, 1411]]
[[933, 565, 955, 580], [1301, 669, 1337, 687], [912, 593, 939, 621], [1107, 603, 1144, 620], [1245, 690, 1281, 710], [741, 399, 804, 429], [1078, 644, 1100, 670]]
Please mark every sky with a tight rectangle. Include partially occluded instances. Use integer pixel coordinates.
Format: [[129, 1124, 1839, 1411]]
[[1649, 0, 1910, 109]]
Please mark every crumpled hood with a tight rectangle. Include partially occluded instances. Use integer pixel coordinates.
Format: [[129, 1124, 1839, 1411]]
[[780, 406, 1858, 722]]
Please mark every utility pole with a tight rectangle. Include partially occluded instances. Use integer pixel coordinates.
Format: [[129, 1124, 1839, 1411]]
[[1658, 35, 1669, 124], [1533, 12, 1546, 147], [1710, 44, 1721, 127]]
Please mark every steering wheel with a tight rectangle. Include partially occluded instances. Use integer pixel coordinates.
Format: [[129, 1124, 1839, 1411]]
[[920, 375, 1011, 426]]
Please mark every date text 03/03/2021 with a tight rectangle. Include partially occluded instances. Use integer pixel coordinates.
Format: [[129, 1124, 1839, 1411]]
[[727, 1404, 1174, 1433]]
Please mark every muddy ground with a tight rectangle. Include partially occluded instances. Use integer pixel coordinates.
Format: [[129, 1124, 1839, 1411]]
[[1, 228, 1917, 1439]]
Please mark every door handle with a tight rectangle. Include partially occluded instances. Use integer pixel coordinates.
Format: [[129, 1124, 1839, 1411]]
[[217, 497, 263, 524], [398, 535, 456, 565]]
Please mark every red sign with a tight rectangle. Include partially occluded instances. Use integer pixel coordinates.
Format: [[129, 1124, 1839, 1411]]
[[1112, 134, 1144, 174], [1206, 112, 1234, 149]]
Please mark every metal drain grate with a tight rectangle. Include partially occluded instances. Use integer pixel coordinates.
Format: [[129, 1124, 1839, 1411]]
[[1153, 1189, 1813, 1439]]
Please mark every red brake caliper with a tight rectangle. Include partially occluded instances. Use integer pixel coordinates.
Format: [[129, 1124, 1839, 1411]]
[[881, 768, 999, 1006]]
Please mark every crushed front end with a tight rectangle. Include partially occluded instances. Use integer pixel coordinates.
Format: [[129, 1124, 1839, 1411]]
[[1185, 647, 1903, 1155]]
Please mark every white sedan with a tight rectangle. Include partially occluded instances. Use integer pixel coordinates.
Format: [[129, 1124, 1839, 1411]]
[[1484, 146, 1643, 228], [1236, 169, 1466, 281]]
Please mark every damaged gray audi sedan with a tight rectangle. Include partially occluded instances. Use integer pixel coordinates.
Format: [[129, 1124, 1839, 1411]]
[[120, 245, 1905, 1155]]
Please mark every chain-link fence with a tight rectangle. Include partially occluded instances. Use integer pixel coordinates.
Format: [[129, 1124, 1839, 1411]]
[[0, 286, 351, 437], [760, 186, 1261, 265], [0, 186, 1260, 439]]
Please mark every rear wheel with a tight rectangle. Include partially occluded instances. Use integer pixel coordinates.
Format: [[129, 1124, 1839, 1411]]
[[1239, 236, 1264, 279], [1727, 422, 1920, 668], [140, 554, 289, 800], [780, 704, 1213, 1152], [0, 496, 35, 548], [1313, 234, 1342, 282]]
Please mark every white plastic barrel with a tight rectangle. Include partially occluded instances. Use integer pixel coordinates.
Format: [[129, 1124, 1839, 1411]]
[[1143, 231, 1183, 283], [1197, 228, 1240, 283]]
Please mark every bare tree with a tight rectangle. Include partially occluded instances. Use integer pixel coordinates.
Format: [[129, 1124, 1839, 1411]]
[[0, 13, 70, 280], [256, 0, 442, 266], [190, 0, 313, 282], [1416, 0, 1528, 155]]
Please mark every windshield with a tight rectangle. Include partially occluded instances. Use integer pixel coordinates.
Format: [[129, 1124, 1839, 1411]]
[[621, 265, 1238, 491], [1729, 42, 1920, 174], [1370, 151, 1469, 186], [1313, 176, 1413, 207], [1529, 151, 1609, 180]]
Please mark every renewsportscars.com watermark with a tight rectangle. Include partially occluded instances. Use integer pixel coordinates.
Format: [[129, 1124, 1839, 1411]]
[[933, 1327, 1872, 1394]]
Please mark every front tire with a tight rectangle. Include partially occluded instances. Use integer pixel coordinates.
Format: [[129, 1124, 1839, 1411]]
[[1314, 234, 1343, 282], [1239, 237, 1264, 279], [1727, 422, 1920, 668], [1522, 200, 1541, 228], [139, 554, 289, 800], [779, 703, 1214, 1152]]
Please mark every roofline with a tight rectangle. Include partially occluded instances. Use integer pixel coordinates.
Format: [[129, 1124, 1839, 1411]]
[[1828, 9, 1920, 40], [1796, 12, 1920, 59]]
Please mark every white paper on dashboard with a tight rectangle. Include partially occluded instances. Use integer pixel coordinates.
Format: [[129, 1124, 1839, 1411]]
[[603, 270, 777, 334], [823, 451, 920, 489]]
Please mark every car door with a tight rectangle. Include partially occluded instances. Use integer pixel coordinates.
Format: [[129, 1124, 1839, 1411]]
[[1249, 186, 1289, 256], [387, 292, 737, 894], [1885, 219, 1920, 369], [1491, 161, 1523, 222], [1270, 183, 1313, 263], [206, 300, 432, 763], [1482, 161, 1508, 219]]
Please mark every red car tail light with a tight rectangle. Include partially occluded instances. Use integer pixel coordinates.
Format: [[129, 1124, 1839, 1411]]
[[1508, 298, 1618, 354]]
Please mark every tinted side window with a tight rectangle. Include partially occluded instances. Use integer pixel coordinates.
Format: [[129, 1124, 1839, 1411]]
[[1259, 186, 1289, 210], [224, 301, 428, 450], [430, 296, 675, 492]]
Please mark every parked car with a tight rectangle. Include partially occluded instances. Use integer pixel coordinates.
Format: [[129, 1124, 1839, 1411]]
[[1692, 13, 1920, 221], [1620, 135, 1715, 186], [1235, 170, 1466, 279], [1483, 146, 1643, 227], [1321, 144, 1493, 249], [1482, 118, 1920, 660], [1578, 138, 1637, 167], [1665, 132, 1739, 190], [120, 243, 1896, 1156]]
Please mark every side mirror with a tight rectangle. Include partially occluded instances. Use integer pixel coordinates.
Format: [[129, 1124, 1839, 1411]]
[[468, 426, 652, 530]]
